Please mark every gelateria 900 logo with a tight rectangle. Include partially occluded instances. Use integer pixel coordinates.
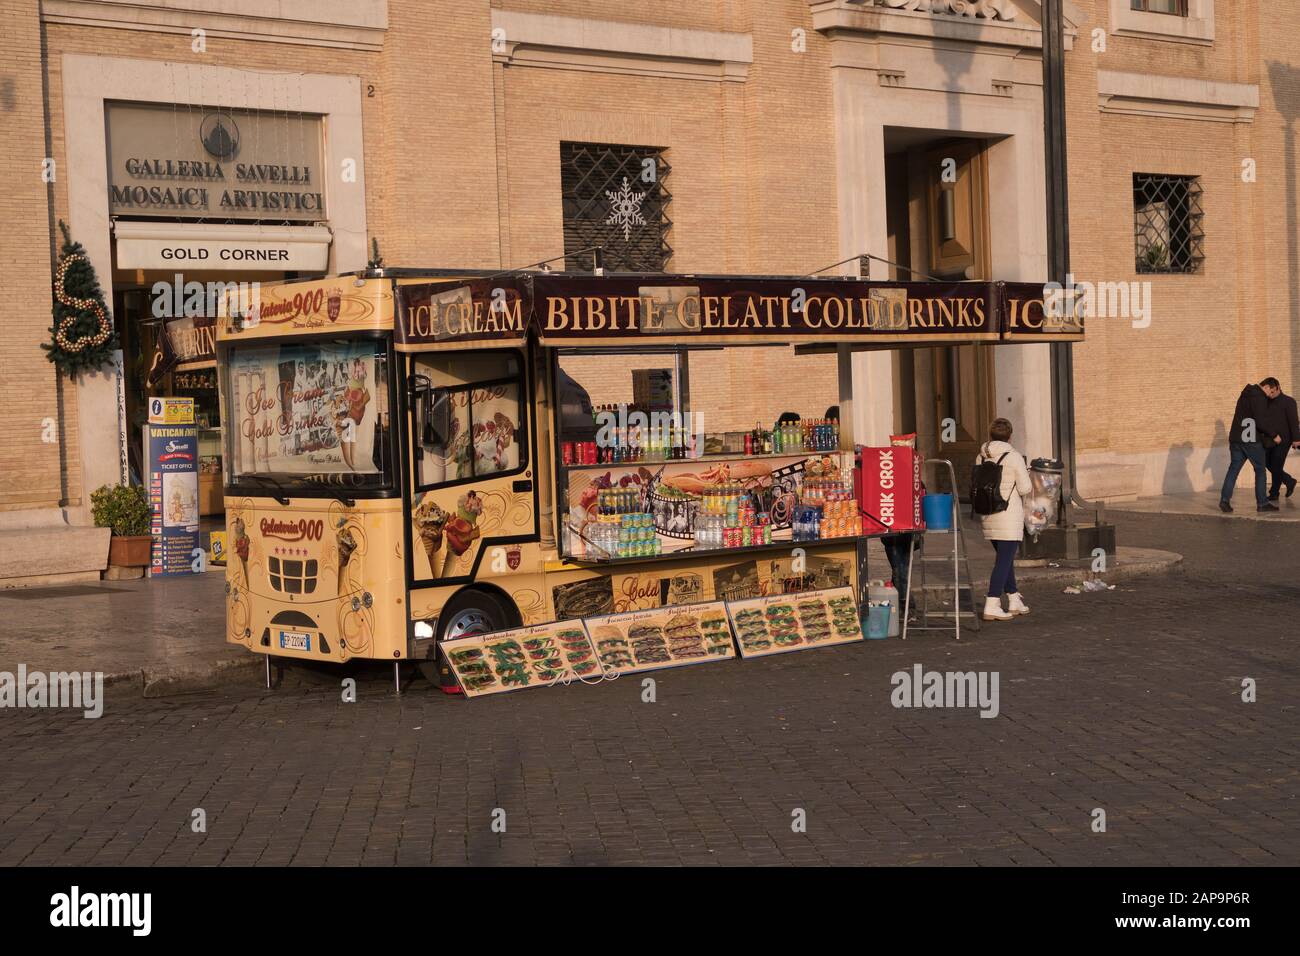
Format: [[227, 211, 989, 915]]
[[260, 518, 324, 542]]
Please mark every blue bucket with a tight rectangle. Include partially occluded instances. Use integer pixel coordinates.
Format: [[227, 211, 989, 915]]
[[866, 604, 891, 640], [922, 493, 953, 531]]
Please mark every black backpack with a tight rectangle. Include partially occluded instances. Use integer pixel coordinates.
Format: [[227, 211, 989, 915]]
[[970, 446, 1010, 517]]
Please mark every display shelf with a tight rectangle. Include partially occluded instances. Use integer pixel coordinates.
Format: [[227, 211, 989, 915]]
[[562, 530, 872, 567], [558, 447, 849, 473]]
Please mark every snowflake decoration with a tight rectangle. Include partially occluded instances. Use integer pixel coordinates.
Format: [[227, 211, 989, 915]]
[[605, 177, 647, 241]]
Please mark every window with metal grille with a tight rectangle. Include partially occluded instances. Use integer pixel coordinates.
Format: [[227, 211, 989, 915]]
[[1131, 0, 1188, 14], [560, 142, 672, 273], [1133, 173, 1204, 274]]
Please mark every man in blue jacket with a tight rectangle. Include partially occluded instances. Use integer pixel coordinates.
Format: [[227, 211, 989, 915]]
[[1220, 378, 1282, 513]]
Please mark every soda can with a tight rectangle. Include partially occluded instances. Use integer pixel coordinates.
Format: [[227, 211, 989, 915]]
[[562, 441, 575, 465]]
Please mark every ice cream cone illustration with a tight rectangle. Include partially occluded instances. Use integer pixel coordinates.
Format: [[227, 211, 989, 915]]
[[336, 519, 358, 594], [231, 516, 249, 586], [443, 491, 483, 577], [413, 497, 449, 576]]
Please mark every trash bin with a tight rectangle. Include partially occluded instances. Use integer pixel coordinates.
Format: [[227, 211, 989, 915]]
[[1025, 457, 1064, 537], [866, 603, 892, 639], [867, 580, 900, 637]]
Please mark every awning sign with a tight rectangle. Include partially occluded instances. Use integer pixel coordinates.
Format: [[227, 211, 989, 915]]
[[394, 276, 1082, 349]]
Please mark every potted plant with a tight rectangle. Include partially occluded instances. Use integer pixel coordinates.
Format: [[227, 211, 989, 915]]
[[91, 483, 152, 568]]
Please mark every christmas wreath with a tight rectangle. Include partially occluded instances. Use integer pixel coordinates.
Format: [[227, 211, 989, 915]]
[[43, 220, 118, 378]]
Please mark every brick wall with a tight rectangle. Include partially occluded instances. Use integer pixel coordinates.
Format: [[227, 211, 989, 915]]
[[0, 0, 61, 510], [4, 0, 1299, 511], [1069, 0, 1300, 484]]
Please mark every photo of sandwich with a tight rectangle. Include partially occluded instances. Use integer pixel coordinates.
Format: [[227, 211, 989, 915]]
[[601, 650, 634, 669], [486, 640, 524, 663], [449, 647, 483, 665]]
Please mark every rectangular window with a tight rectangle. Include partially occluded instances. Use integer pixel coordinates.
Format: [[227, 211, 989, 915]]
[[560, 142, 672, 273], [1133, 173, 1204, 274], [1131, 0, 1188, 14], [412, 350, 527, 488], [224, 338, 395, 494]]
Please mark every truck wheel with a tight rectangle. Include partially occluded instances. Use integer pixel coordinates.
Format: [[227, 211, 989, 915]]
[[418, 589, 517, 692]]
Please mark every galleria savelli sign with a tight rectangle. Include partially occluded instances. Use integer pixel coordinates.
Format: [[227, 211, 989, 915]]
[[106, 103, 326, 222]]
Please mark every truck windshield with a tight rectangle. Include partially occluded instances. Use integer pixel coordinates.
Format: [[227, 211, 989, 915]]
[[223, 338, 395, 493]]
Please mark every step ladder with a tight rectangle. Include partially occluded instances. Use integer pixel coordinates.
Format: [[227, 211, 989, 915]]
[[902, 458, 981, 640]]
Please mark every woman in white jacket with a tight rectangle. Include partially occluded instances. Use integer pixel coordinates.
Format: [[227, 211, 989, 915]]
[[976, 418, 1033, 622]]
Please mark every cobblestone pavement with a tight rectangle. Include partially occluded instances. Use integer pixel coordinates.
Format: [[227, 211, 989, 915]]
[[0, 512, 1295, 866]]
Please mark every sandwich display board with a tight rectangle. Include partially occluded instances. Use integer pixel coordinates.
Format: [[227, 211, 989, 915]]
[[584, 600, 735, 676], [442, 620, 599, 697], [726, 587, 863, 658]]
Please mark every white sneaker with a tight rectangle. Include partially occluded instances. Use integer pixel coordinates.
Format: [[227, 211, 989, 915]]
[[982, 597, 1013, 622], [1006, 592, 1030, 616]]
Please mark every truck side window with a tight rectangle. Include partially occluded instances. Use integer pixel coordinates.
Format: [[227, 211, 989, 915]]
[[413, 351, 525, 487]]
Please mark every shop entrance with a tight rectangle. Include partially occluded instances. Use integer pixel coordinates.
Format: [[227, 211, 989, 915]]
[[884, 130, 997, 493], [113, 267, 288, 520]]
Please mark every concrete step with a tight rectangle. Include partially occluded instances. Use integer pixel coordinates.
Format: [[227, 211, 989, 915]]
[[0, 526, 111, 587]]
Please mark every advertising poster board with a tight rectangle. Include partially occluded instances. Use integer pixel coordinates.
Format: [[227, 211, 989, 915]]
[[208, 530, 227, 568], [145, 397, 200, 577], [442, 620, 600, 698], [583, 600, 735, 676], [726, 587, 863, 658]]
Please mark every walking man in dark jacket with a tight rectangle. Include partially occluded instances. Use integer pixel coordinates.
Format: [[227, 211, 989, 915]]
[[1265, 383, 1300, 500], [1220, 378, 1282, 513]]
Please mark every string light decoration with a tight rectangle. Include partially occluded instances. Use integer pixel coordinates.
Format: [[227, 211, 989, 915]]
[[44, 220, 118, 378]]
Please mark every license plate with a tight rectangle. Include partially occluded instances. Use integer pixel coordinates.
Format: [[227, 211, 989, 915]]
[[279, 629, 311, 651]]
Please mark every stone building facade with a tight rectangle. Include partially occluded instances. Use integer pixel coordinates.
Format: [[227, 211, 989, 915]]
[[0, 0, 1295, 581]]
